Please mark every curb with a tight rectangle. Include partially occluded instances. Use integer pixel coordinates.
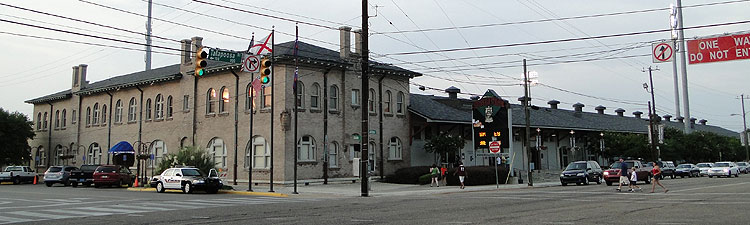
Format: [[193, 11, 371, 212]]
[[125, 187, 287, 197]]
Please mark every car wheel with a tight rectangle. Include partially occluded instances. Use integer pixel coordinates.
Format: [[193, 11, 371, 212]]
[[12, 177, 20, 185], [606, 181, 612, 186], [709, 175, 713, 178], [45, 182, 53, 187], [561, 182, 568, 186], [182, 183, 193, 194], [117, 180, 123, 188], [156, 182, 165, 193], [71, 182, 78, 188]]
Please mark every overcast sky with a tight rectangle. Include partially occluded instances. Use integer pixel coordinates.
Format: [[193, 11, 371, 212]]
[[1, 0, 749, 132]]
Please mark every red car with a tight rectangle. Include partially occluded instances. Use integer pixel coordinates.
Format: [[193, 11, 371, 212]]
[[93, 165, 134, 188], [603, 160, 652, 186]]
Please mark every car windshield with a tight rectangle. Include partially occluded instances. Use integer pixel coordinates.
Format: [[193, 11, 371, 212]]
[[96, 167, 116, 173], [677, 164, 691, 168], [47, 167, 62, 172], [610, 162, 634, 169], [181, 169, 204, 177], [696, 164, 711, 168], [714, 163, 730, 167], [565, 163, 587, 171], [6, 167, 23, 172], [738, 162, 748, 166], [81, 165, 99, 171]]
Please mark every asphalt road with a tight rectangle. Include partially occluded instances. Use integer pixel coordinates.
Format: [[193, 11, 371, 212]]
[[1, 174, 749, 224]]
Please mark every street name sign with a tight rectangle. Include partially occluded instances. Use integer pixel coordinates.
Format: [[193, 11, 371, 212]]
[[209, 48, 243, 64], [687, 32, 750, 64], [652, 42, 674, 63]]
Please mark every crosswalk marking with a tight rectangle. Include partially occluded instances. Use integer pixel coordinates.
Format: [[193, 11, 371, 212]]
[[136, 202, 202, 209], [6, 211, 75, 219], [75, 207, 148, 214], [0, 215, 34, 224], [43, 209, 111, 217]]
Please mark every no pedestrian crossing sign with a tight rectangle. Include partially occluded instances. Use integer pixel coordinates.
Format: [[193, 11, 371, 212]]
[[489, 141, 501, 153]]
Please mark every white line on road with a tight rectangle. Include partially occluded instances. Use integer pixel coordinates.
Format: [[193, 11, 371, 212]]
[[0, 215, 34, 224], [43, 209, 111, 217], [75, 207, 148, 214], [669, 182, 750, 193], [6, 211, 76, 219]]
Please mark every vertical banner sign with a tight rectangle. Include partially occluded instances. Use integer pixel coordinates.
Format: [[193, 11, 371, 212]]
[[472, 90, 510, 151], [687, 32, 750, 64]]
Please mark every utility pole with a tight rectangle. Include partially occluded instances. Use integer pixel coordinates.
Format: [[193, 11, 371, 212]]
[[740, 95, 749, 161], [676, 0, 692, 133], [523, 59, 532, 186], [669, 4, 681, 119], [644, 66, 660, 160], [360, 0, 370, 197], [145, 0, 152, 70]]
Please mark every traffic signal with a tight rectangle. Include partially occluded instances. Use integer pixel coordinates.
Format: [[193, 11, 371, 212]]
[[259, 57, 272, 84], [195, 47, 208, 76]]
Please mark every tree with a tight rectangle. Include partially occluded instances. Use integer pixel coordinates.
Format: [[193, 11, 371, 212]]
[[0, 108, 35, 166], [602, 132, 649, 161], [424, 132, 466, 163], [156, 146, 217, 175]]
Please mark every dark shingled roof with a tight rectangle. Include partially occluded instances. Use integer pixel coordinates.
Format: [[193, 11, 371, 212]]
[[409, 94, 738, 137]]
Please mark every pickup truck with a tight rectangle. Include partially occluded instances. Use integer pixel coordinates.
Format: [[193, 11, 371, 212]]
[[0, 166, 37, 184], [69, 164, 101, 187]]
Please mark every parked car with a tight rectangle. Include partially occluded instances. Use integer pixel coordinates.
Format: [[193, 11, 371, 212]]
[[708, 162, 740, 178], [0, 166, 36, 184], [93, 165, 134, 188], [44, 166, 78, 187], [656, 161, 676, 179], [736, 162, 749, 174], [674, 164, 700, 178], [154, 167, 222, 194], [696, 163, 714, 176], [560, 161, 603, 186], [603, 160, 651, 186], [69, 164, 101, 187]]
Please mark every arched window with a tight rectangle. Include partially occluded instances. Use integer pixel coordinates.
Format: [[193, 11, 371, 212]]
[[145, 99, 152, 120], [85, 107, 91, 125], [220, 87, 229, 113], [208, 138, 227, 168], [250, 136, 270, 169], [296, 81, 305, 109], [128, 97, 137, 122], [36, 146, 45, 166], [43, 112, 48, 129], [297, 135, 316, 161], [155, 94, 164, 119], [384, 90, 392, 114], [329, 85, 339, 111], [36, 113, 41, 130], [166, 95, 173, 118], [55, 145, 63, 165], [206, 88, 216, 114], [329, 141, 339, 168], [180, 137, 188, 149], [55, 110, 60, 128], [388, 137, 402, 160], [101, 104, 107, 125], [149, 140, 167, 168], [92, 103, 99, 124], [61, 109, 67, 128], [310, 83, 320, 109], [368, 88, 376, 113], [115, 100, 123, 123], [72, 110, 77, 124], [369, 142, 377, 171], [246, 83, 256, 111], [261, 85, 271, 109], [88, 143, 101, 164], [396, 91, 405, 114]]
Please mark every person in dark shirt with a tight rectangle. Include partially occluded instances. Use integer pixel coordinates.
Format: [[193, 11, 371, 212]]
[[453, 162, 467, 189], [617, 158, 629, 191]]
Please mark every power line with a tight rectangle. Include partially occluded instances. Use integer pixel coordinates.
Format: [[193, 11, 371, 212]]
[[191, 0, 339, 30], [217, 0, 360, 29]]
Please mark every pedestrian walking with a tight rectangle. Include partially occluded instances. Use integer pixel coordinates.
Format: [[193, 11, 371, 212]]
[[628, 166, 641, 192], [430, 164, 439, 187], [440, 164, 448, 186], [651, 163, 668, 193], [616, 158, 629, 192], [453, 162, 467, 189]]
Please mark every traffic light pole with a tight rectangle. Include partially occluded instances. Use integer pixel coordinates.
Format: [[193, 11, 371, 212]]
[[741, 94, 749, 161], [523, 59, 532, 187], [360, 0, 370, 197]]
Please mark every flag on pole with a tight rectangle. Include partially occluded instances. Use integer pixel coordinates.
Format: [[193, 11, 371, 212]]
[[245, 33, 255, 54], [249, 32, 273, 55]]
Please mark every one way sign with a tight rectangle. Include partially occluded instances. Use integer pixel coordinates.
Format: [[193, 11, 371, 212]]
[[652, 42, 674, 63]]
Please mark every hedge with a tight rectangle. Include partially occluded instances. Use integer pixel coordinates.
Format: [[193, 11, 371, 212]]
[[385, 166, 510, 186]]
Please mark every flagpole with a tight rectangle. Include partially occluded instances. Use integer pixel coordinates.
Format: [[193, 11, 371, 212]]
[[269, 27, 275, 193], [293, 23, 299, 195], [248, 33, 254, 192]]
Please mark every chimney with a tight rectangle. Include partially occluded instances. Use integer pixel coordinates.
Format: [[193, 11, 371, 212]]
[[699, 119, 707, 125], [517, 97, 530, 105], [573, 103, 584, 112], [595, 105, 606, 114], [615, 108, 625, 117], [339, 26, 351, 59], [445, 86, 460, 99], [354, 29, 362, 55], [663, 115, 672, 121], [180, 39, 192, 65], [78, 64, 88, 89], [547, 100, 560, 109], [676, 116, 684, 123], [690, 118, 697, 124], [633, 111, 643, 119], [71, 66, 80, 88]]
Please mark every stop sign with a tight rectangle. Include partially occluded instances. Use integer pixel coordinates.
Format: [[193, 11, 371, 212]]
[[489, 141, 501, 153]]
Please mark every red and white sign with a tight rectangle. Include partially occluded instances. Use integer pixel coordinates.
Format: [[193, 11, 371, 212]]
[[242, 54, 260, 73], [652, 42, 674, 63], [687, 32, 750, 64], [489, 141, 501, 153]]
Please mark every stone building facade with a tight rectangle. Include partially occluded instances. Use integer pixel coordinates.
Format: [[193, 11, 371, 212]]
[[25, 27, 420, 184]]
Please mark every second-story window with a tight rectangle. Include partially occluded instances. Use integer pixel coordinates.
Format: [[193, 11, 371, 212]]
[[92, 103, 99, 124], [296, 82, 305, 109], [310, 83, 320, 109], [145, 99, 152, 120], [101, 104, 107, 125], [351, 89, 360, 106], [128, 97, 137, 122], [167, 95, 173, 118], [220, 87, 229, 113], [206, 88, 216, 114], [368, 88, 376, 113], [155, 94, 164, 119], [384, 90, 392, 114], [329, 85, 339, 111], [115, 100, 123, 123]]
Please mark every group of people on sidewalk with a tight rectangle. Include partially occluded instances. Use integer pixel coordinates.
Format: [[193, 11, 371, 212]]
[[430, 162, 466, 189], [616, 158, 668, 193]]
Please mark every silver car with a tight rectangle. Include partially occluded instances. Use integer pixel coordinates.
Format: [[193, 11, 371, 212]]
[[44, 166, 78, 187], [696, 163, 713, 177]]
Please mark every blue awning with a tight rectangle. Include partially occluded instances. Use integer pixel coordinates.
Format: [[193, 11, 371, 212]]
[[109, 141, 135, 154]]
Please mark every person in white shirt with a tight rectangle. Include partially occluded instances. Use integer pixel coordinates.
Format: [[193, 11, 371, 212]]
[[629, 166, 641, 192]]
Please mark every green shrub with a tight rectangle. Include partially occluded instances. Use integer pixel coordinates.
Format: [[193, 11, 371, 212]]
[[444, 166, 509, 186], [418, 173, 433, 185], [385, 166, 431, 184], [156, 146, 217, 175]]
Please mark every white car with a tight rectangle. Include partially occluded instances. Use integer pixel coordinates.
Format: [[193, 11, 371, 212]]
[[696, 163, 714, 176], [707, 162, 740, 178], [736, 162, 749, 174]]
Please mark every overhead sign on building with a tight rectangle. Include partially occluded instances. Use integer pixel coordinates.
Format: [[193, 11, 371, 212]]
[[472, 90, 510, 150], [652, 42, 674, 63], [687, 32, 750, 64]]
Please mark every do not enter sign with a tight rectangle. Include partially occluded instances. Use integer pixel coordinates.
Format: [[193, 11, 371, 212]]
[[489, 141, 501, 153]]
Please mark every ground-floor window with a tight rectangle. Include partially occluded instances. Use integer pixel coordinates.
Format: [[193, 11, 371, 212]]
[[208, 138, 227, 168], [252, 136, 270, 169], [328, 142, 338, 168]]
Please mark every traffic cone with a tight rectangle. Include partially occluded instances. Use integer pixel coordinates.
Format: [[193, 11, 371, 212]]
[[134, 177, 139, 187], [33, 175, 37, 185]]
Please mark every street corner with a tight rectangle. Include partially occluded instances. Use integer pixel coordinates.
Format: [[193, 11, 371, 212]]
[[218, 190, 289, 197], [126, 187, 156, 192]]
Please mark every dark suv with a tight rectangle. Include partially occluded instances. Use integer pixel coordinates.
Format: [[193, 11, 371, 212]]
[[656, 161, 676, 179], [560, 161, 603, 186]]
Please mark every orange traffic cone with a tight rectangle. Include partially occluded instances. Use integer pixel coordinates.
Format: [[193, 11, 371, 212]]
[[134, 177, 139, 187], [33, 175, 37, 185]]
